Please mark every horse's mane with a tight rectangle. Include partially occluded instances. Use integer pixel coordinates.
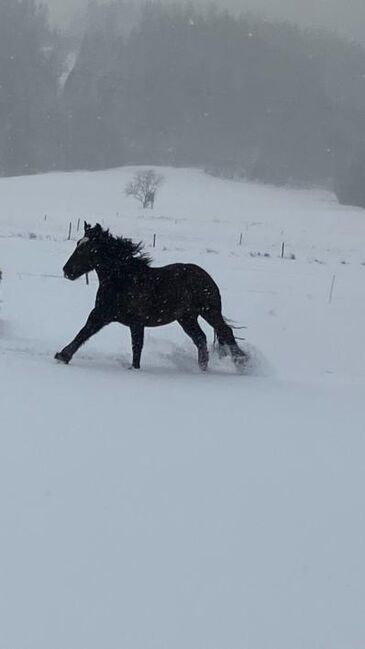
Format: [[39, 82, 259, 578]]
[[101, 229, 152, 267]]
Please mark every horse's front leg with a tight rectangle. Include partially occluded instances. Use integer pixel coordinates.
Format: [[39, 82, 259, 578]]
[[130, 325, 144, 369], [55, 309, 107, 364]]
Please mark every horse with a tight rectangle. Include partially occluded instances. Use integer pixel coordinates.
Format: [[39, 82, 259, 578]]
[[55, 222, 247, 372]]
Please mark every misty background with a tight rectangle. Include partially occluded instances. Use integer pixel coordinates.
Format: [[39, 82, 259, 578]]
[[45, 0, 365, 43], [2, 0, 365, 203]]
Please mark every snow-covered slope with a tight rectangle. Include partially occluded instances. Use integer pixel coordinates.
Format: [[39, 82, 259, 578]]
[[1, 167, 365, 649]]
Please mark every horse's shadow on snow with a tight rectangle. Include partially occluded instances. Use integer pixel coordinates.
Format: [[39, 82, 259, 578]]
[[70, 340, 271, 379]]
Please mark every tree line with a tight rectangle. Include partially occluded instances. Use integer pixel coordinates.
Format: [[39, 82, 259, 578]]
[[2, 0, 365, 203]]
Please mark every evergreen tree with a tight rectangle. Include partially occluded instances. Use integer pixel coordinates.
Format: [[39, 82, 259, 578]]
[[3, 0, 365, 193], [0, 0, 60, 176]]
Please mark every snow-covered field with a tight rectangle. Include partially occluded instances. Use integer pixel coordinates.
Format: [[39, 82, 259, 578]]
[[1, 167, 365, 649]]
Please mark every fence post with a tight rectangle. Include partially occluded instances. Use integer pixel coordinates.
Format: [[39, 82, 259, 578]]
[[153, 234, 156, 248], [328, 274, 336, 304], [281, 242, 285, 258], [67, 222, 72, 240]]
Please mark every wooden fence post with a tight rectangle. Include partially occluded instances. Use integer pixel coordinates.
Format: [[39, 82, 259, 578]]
[[328, 274, 336, 304]]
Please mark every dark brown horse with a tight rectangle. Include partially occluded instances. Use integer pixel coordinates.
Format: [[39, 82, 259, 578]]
[[55, 222, 246, 371]]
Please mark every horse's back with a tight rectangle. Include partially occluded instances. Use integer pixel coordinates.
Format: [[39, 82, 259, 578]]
[[151, 262, 218, 286], [150, 262, 222, 310]]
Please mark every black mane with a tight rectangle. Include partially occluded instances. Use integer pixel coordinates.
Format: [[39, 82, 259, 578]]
[[100, 229, 152, 266]]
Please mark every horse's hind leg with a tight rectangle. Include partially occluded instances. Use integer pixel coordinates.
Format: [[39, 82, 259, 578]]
[[178, 317, 209, 371], [201, 309, 246, 369], [215, 332, 229, 358]]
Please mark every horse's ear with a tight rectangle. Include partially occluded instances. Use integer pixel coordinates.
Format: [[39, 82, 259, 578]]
[[94, 223, 103, 235], [84, 221, 90, 233]]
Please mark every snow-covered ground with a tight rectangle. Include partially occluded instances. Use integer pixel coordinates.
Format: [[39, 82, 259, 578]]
[[1, 167, 365, 649]]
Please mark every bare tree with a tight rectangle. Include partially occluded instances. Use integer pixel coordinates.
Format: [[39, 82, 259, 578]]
[[125, 169, 164, 208]]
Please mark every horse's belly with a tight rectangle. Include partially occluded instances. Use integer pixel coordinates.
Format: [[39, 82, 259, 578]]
[[117, 294, 188, 327], [144, 313, 178, 327]]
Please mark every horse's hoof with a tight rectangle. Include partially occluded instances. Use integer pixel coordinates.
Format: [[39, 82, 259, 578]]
[[55, 352, 71, 364], [233, 354, 247, 373], [198, 349, 209, 372]]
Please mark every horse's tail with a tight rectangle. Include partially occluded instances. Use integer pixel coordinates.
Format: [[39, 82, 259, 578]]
[[223, 317, 246, 341], [213, 317, 246, 348]]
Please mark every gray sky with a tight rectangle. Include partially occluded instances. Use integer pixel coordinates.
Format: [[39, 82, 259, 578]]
[[44, 0, 365, 44]]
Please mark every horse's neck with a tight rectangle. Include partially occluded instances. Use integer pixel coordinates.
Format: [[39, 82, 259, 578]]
[[95, 261, 145, 285], [95, 263, 119, 285]]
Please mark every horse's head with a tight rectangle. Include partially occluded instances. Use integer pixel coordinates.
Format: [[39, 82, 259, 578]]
[[63, 222, 150, 280], [63, 222, 106, 280]]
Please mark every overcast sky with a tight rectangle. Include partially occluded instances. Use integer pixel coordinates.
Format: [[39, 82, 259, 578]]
[[44, 0, 365, 44]]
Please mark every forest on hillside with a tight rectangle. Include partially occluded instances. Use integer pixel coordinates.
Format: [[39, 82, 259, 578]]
[[1, 0, 365, 197]]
